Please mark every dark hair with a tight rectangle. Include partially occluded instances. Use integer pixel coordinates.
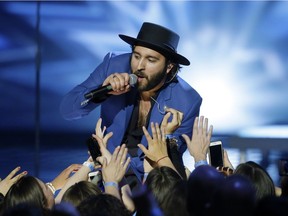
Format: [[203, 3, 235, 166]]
[[234, 161, 275, 202], [77, 194, 132, 216], [145, 166, 182, 211], [61, 181, 102, 207], [161, 180, 189, 216], [3, 176, 48, 211]]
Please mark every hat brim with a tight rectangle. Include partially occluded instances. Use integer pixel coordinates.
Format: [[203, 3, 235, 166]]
[[119, 34, 190, 66]]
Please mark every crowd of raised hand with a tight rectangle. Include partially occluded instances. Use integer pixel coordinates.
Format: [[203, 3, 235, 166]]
[[1, 113, 288, 216]]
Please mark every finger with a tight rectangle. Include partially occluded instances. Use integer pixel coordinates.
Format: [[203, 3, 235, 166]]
[[161, 125, 166, 142], [192, 117, 199, 135], [137, 144, 149, 156], [95, 118, 102, 136], [155, 122, 162, 140], [150, 122, 157, 141], [142, 126, 152, 142], [6, 166, 21, 180], [181, 134, 191, 145], [123, 157, 131, 170], [103, 132, 113, 147], [13, 171, 27, 182], [111, 146, 121, 163], [207, 125, 213, 141], [161, 112, 171, 128], [204, 117, 209, 134], [199, 116, 204, 134]]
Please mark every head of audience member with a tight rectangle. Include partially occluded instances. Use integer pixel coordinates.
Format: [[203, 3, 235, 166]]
[[144, 166, 182, 212], [211, 174, 256, 216], [132, 184, 163, 216], [1, 203, 50, 216], [2, 175, 54, 212], [61, 181, 102, 208], [77, 194, 132, 216], [161, 179, 189, 216], [233, 161, 276, 202], [186, 165, 225, 216]]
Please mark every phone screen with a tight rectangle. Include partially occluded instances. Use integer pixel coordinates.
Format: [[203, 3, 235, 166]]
[[86, 137, 101, 162], [209, 141, 224, 168]]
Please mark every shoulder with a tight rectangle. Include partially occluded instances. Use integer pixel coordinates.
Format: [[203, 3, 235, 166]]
[[171, 76, 202, 100], [103, 51, 131, 63], [99, 52, 132, 73]]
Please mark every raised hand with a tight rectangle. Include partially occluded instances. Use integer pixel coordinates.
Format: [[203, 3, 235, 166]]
[[0, 166, 27, 196], [160, 107, 183, 135], [51, 163, 82, 190], [100, 144, 130, 184], [182, 116, 213, 162], [92, 118, 113, 163], [138, 122, 168, 164]]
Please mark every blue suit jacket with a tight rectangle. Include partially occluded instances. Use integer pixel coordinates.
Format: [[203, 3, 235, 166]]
[[60, 52, 202, 180]]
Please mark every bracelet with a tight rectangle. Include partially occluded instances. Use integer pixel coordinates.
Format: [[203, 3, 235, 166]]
[[83, 161, 94, 172], [46, 182, 56, 195], [156, 156, 169, 164], [165, 134, 174, 139], [103, 181, 119, 190], [194, 160, 208, 168]]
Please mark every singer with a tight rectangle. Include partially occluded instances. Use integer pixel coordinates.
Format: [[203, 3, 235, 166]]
[[60, 22, 202, 186]]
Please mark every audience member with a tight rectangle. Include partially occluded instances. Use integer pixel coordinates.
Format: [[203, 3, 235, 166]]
[[61, 181, 102, 208], [77, 193, 133, 216], [233, 161, 276, 202], [186, 165, 225, 216], [145, 166, 182, 213], [2, 175, 55, 214]]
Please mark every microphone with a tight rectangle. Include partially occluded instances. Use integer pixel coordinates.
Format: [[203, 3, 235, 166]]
[[84, 74, 138, 100]]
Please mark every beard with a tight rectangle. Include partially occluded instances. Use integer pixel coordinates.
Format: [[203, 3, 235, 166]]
[[133, 65, 168, 92]]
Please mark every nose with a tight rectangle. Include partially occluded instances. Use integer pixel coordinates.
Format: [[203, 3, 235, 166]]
[[136, 58, 145, 71]]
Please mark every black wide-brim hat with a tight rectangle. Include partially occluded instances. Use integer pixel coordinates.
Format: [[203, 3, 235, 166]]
[[119, 22, 190, 66]]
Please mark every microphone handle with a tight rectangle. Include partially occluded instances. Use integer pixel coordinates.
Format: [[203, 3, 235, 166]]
[[84, 85, 112, 99]]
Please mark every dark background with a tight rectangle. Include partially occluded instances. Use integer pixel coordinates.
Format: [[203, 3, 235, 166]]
[[0, 1, 288, 185]]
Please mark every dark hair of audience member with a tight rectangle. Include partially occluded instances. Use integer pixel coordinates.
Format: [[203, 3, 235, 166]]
[[61, 181, 102, 207], [161, 179, 189, 216], [144, 166, 182, 212], [77, 194, 132, 216], [186, 165, 225, 216], [1, 203, 50, 216], [2, 175, 53, 212], [233, 161, 275, 202]]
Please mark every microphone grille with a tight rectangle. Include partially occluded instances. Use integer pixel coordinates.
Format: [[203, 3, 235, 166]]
[[129, 74, 138, 86]]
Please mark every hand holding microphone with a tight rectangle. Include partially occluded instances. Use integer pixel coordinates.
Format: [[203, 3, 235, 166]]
[[84, 73, 138, 100]]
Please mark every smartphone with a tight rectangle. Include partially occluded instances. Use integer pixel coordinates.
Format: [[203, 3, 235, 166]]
[[86, 137, 101, 163], [209, 141, 224, 168], [279, 159, 288, 176]]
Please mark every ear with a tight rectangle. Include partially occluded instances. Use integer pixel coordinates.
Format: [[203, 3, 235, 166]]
[[166, 63, 174, 74]]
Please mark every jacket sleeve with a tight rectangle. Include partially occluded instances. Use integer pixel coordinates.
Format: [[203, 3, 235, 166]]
[[59, 52, 116, 120]]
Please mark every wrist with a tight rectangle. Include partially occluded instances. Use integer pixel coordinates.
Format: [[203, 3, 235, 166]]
[[83, 161, 94, 172], [46, 182, 56, 195], [103, 181, 119, 190], [156, 155, 169, 164], [194, 160, 208, 168]]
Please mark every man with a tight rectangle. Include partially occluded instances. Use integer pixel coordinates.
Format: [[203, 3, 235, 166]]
[[60, 22, 202, 182]]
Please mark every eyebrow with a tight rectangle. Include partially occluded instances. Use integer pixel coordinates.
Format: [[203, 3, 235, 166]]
[[133, 50, 160, 61]]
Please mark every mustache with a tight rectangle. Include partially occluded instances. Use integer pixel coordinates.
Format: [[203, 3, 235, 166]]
[[133, 70, 148, 79]]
